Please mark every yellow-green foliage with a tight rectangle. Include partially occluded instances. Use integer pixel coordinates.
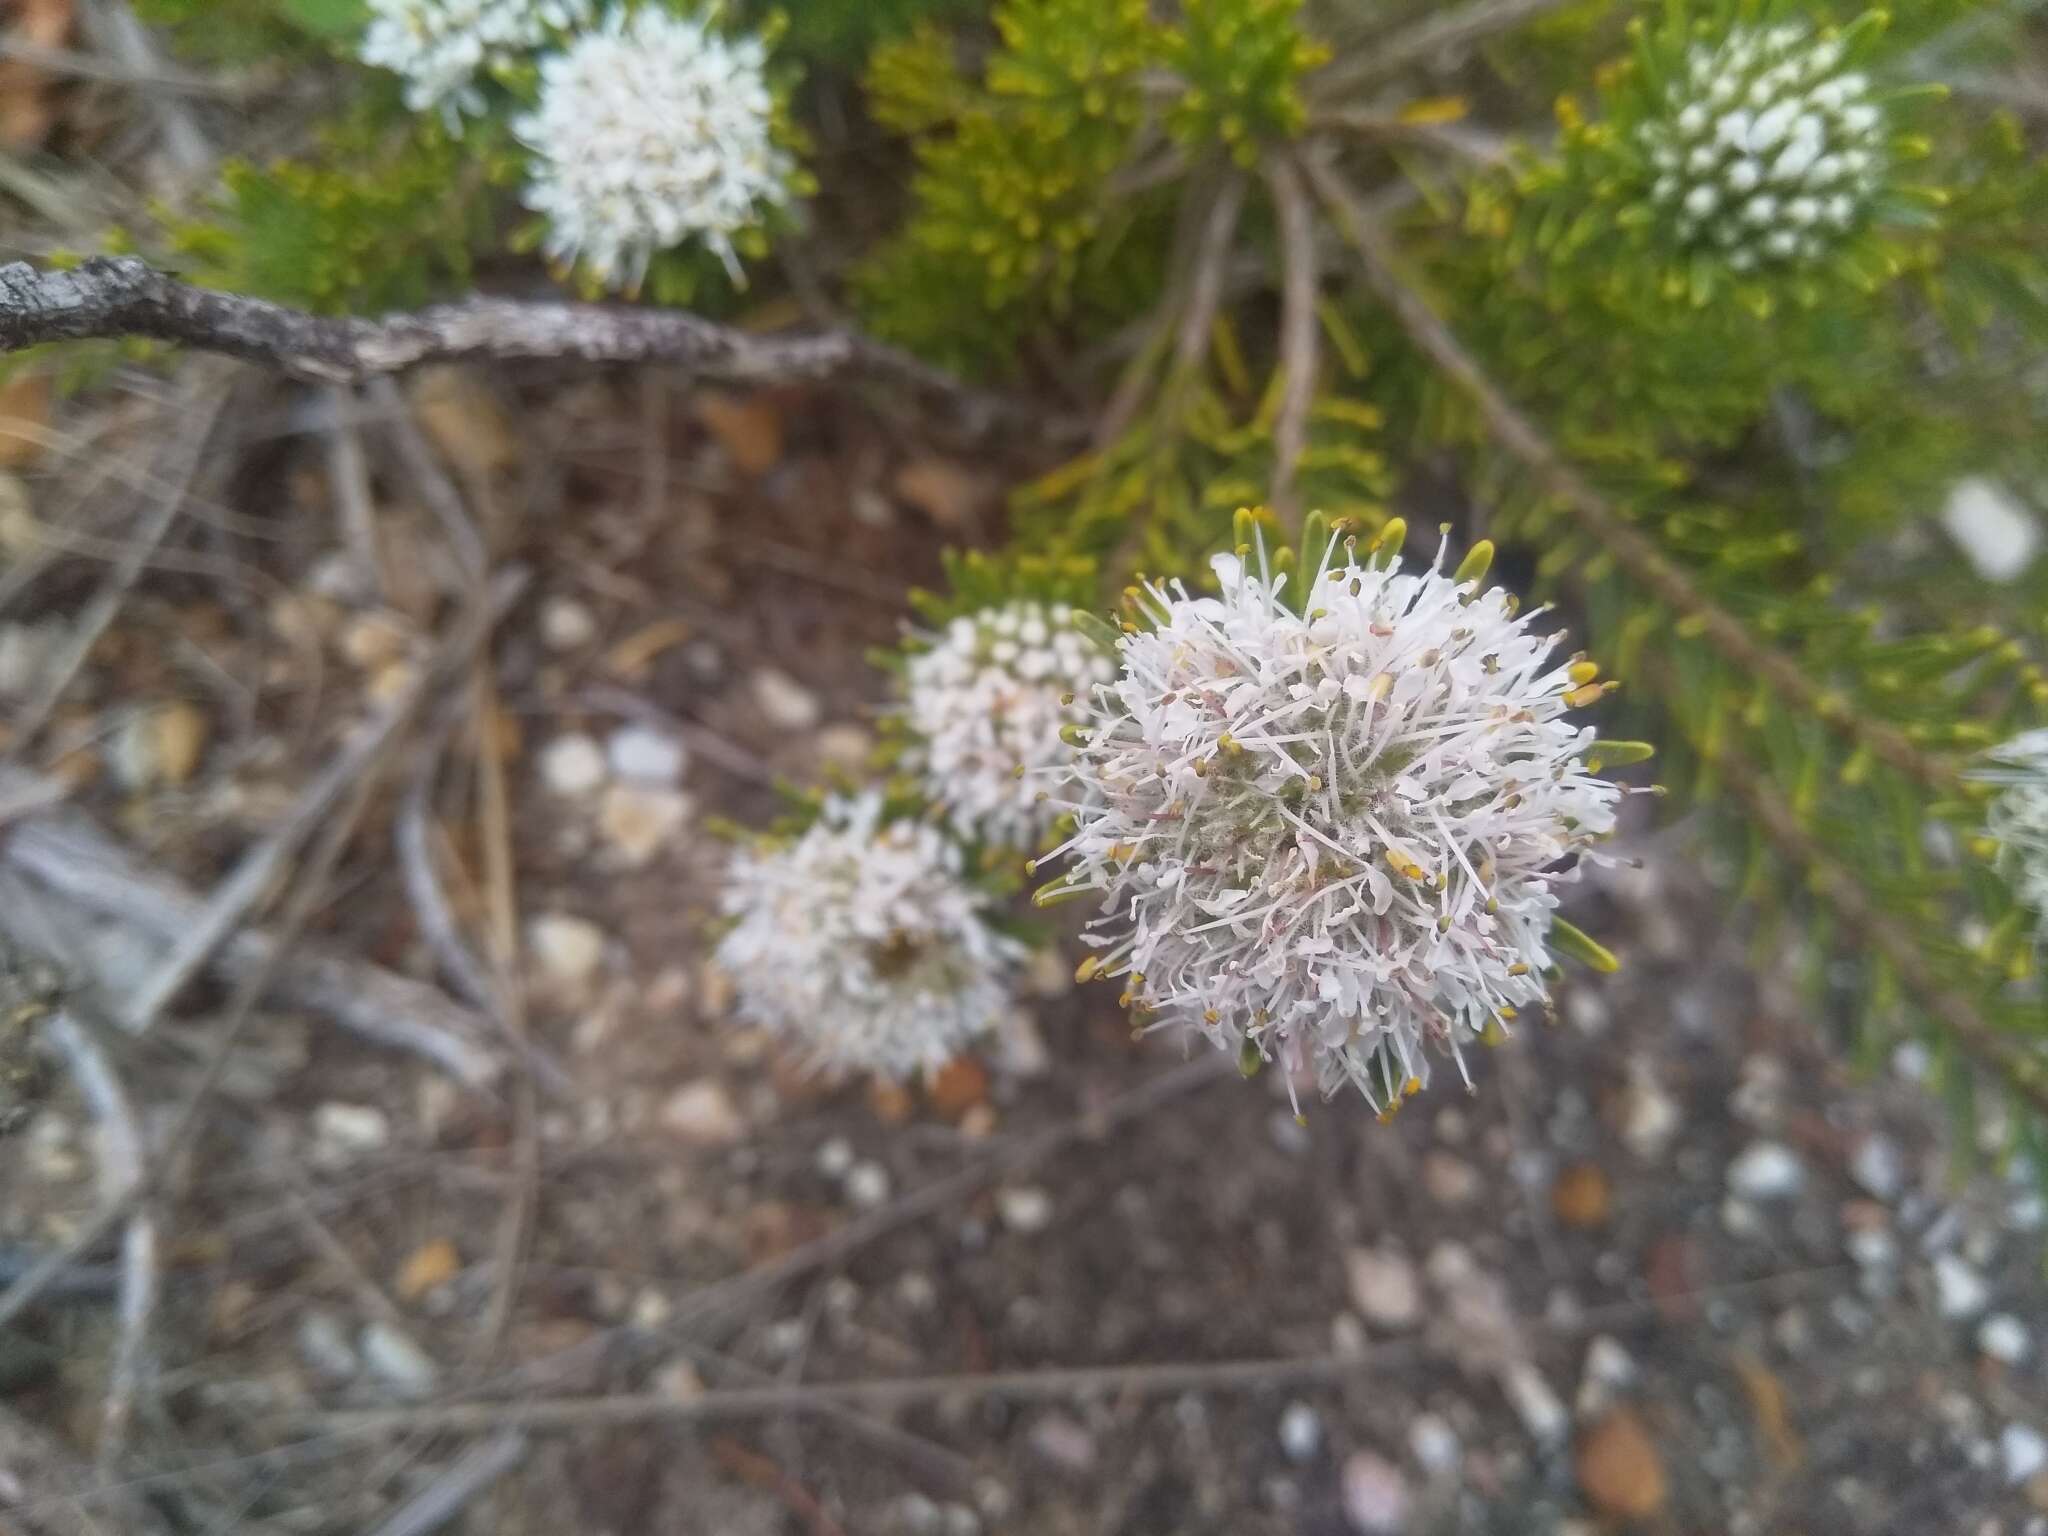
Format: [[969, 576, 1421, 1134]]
[[170, 94, 512, 313], [61, 0, 2048, 1155], [1161, 0, 1328, 163], [1016, 377, 1390, 573], [859, 0, 1164, 364], [132, 0, 352, 61], [748, 0, 978, 66]]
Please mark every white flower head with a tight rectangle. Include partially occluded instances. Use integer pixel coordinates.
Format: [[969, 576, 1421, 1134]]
[[900, 601, 1116, 848], [516, 6, 793, 292], [1977, 729, 2048, 939], [1637, 21, 1886, 271], [715, 792, 1022, 1080], [361, 0, 593, 122], [1044, 528, 1629, 1112]]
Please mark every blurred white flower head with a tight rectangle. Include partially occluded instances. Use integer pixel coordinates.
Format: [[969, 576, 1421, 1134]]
[[902, 601, 1115, 848], [1638, 22, 1885, 271], [714, 793, 1021, 1080], [1047, 534, 1625, 1112], [361, 0, 592, 122], [1979, 730, 2048, 939], [516, 6, 793, 291]]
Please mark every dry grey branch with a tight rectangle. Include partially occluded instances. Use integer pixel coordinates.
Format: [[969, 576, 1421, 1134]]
[[0, 814, 503, 1084], [0, 258, 1065, 444]]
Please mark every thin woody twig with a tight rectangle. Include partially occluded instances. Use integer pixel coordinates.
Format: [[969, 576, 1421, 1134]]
[[44, 1011, 156, 1468], [0, 258, 1069, 445], [77, 0, 214, 184], [369, 378, 490, 582], [396, 703, 496, 1014], [279, 1176, 432, 1363], [361, 1432, 529, 1536], [6, 373, 230, 754], [711, 1438, 847, 1536], [670, 1055, 1231, 1326], [0, 752, 373, 1334], [1094, 176, 1214, 450], [0, 1402, 176, 1536], [1313, 0, 1575, 99], [1, 806, 503, 1085], [0, 573, 522, 1334], [1301, 151, 1961, 794], [1309, 111, 1514, 166], [0, 33, 249, 95], [118, 573, 523, 1033], [1264, 154, 1320, 529], [1161, 171, 1248, 417], [287, 1259, 1849, 1439], [468, 674, 536, 1359], [323, 385, 388, 600]]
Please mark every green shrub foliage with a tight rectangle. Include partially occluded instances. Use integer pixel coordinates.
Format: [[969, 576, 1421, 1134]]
[[61, 0, 2048, 1144]]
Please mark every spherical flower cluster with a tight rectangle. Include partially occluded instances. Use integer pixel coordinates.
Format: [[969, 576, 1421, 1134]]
[[1980, 729, 2048, 939], [1638, 22, 1885, 271], [714, 793, 1022, 1080], [1046, 539, 1625, 1111], [516, 7, 793, 291], [361, 0, 592, 122], [901, 602, 1115, 848]]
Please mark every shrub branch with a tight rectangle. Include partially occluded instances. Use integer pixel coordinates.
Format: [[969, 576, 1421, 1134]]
[[0, 257, 1065, 444]]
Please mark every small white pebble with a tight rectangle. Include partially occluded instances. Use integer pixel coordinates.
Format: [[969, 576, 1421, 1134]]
[[1980, 1314, 2030, 1366], [1727, 1141, 1805, 1200], [816, 1137, 854, 1178], [752, 667, 822, 731], [540, 597, 598, 651], [1720, 1197, 1765, 1239], [1340, 1450, 1411, 1534], [846, 1161, 891, 1209], [540, 733, 607, 796], [1845, 1227, 1896, 1270], [1849, 1134, 1905, 1202], [1934, 1252, 1991, 1321], [2002, 1424, 2048, 1485], [1408, 1412, 1460, 1476], [1503, 1361, 1568, 1446], [312, 1103, 390, 1162], [1278, 1401, 1322, 1463], [607, 723, 687, 786], [997, 1186, 1054, 1235], [1891, 1041, 1931, 1083]]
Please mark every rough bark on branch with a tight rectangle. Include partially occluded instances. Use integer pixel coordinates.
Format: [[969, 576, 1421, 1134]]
[[0, 257, 1062, 443]]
